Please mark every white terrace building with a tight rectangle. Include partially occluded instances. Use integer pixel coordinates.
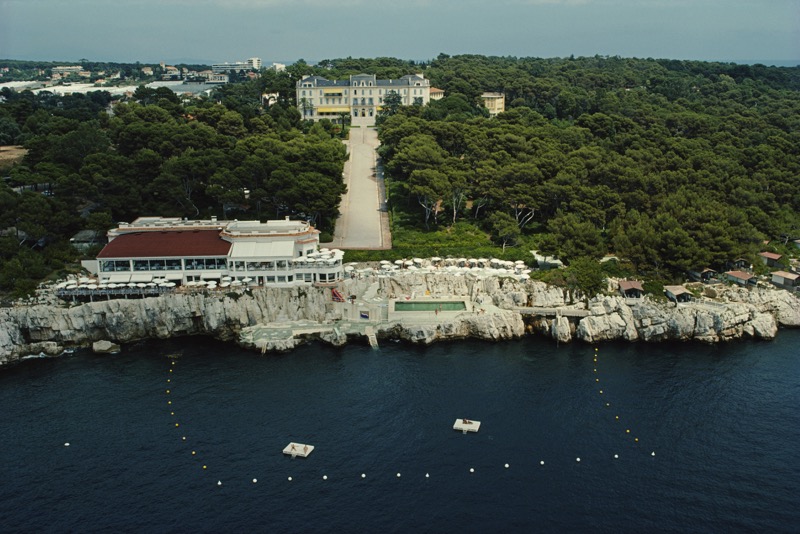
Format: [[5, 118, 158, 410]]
[[83, 217, 344, 286], [296, 73, 431, 126]]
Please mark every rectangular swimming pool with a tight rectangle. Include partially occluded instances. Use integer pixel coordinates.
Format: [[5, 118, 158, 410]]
[[394, 301, 467, 312]]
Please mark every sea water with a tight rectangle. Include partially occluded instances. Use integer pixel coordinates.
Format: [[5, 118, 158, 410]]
[[1, 332, 799, 533]]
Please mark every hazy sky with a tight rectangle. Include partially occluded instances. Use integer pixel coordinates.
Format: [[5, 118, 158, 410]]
[[1, 0, 797, 65]]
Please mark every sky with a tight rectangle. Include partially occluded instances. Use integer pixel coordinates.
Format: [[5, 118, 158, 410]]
[[1, 0, 797, 65]]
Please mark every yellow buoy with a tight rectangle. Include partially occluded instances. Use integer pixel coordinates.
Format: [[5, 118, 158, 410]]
[[167, 401, 171, 405], [175, 423, 179, 427], [203, 465, 207, 470], [167, 379, 171, 383], [626, 429, 630, 433], [635, 438, 639, 442], [171, 412, 174, 416], [192, 451, 196, 455], [596, 378, 599, 382], [182, 437, 186, 441], [166, 390, 170, 394], [599, 390, 603, 394], [615, 416, 619, 420]]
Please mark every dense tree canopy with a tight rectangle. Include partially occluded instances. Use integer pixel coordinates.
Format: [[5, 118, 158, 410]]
[[374, 55, 800, 277], [0, 82, 346, 296]]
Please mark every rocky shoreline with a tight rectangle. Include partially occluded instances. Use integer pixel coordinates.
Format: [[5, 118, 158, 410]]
[[2, 272, 799, 367]]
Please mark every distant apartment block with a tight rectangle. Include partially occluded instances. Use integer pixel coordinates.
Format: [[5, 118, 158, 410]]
[[207, 73, 230, 84], [481, 92, 505, 117], [141, 66, 154, 76], [296, 73, 431, 126], [271, 63, 286, 72], [212, 57, 262, 74]]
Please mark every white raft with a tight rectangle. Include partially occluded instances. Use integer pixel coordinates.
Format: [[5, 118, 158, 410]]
[[283, 442, 314, 458], [453, 419, 481, 433]]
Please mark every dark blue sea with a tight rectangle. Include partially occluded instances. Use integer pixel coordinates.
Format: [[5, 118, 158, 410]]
[[1, 332, 799, 533]]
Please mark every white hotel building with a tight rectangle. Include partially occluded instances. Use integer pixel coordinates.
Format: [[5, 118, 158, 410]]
[[83, 217, 344, 286], [296, 73, 431, 125]]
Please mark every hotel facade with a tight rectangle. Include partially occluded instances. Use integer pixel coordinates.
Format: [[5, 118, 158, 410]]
[[83, 217, 344, 287], [296, 73, 431, 125]]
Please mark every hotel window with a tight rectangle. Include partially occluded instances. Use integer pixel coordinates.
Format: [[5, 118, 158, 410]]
[[301, 90, 306, 96], [353, 89, 357, 95], [369, 89, 372, 95]]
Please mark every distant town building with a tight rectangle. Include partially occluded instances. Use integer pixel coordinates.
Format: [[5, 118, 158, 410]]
[[141, 66, 154, 76], [271, 63, 286, 72], [212, 57, 262, 74], [296, 73, 431, 126], [207, 73, 230, 84], [84, 216, 343, 287], [771, 271, 799, 290], [52, 66, 83, 75], [429, 87, 445, 100], [481, 92, 505, 117]]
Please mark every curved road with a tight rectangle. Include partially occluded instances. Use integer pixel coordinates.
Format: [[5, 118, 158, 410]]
[[332, 125, 390, 249]]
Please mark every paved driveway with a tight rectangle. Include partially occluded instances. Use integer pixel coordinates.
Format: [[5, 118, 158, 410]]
[[332, 126, 389, 249]]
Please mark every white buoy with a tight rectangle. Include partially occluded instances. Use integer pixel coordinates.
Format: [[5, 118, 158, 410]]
[[469, 468, 474, 473], [217, 481, 222, 486], [361, 473, 366, 479], [540, 460, 544, 466], [651, 451, 656, 457], [252, 479, 257, 483], [64, 443, 70, 447], [288, 476, 293, 481], [323, 475, 328, 480], [504, 463, 509, 469], [425, 473, 430, 478], [614, 454, 619, 459], [576, 457, 581, 462], [396, 473, 401, 478]]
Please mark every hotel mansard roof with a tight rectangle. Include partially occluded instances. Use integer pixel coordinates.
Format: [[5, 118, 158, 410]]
[[97, 230, 232, 259]]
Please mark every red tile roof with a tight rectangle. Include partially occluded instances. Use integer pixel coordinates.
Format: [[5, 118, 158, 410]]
[[97, 230, 231, 258], [759, 251, 782, 260], [725, 270, 753, 281], [618, 280, 644, 291]]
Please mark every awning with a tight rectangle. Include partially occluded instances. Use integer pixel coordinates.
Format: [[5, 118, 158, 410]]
[[106, 274, 131, 283], [201, 273, 222, 280], [230, 241, 295, 259], [316, 107, 349, 113], [130, 273, 153, 283], [165, 273, 183, 281]]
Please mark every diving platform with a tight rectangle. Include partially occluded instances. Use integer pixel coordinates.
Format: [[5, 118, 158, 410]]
[[283, 442, 314, 458], [453, 419, 481, 433]]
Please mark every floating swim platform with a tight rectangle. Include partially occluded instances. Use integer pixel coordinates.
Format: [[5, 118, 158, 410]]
[[283, 442, 314, 458], [453, 419, 481, 433]]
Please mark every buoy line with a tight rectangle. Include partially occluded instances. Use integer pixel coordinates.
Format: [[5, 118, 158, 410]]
[[592, 346, 655, 459], [162, 350, 656, 488]]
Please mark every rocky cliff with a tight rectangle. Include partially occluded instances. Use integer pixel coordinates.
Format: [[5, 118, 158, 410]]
[[2, 273, 798, 367]]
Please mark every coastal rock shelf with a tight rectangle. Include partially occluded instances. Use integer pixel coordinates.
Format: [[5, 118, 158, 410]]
[[2, 271, 800, 366]]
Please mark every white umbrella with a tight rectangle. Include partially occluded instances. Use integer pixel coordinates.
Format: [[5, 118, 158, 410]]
[[345, 266, 355, 272], [86, 284, 98, 290], [430, 257, 441, 262], [404, 260, 414, 266], [222, 276, 232, 282], [381, 264, 392, 270], [164, 282, 176, 288], [242, 277, 253, 283], [394, 260, 404, 265], [56, 281, 69, 289], [78, 277, 90, 284], [106, 283, 117, 289], [380, 260, 391, 265], [65, 283, 77, 289], [408, 265, 418, 271], [220, 282, 230, 288], [231, 280, 243, 286], [136, 283, 147, 288]]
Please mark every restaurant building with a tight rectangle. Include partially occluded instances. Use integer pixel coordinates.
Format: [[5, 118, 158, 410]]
[[82, 217, 344, 287]]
